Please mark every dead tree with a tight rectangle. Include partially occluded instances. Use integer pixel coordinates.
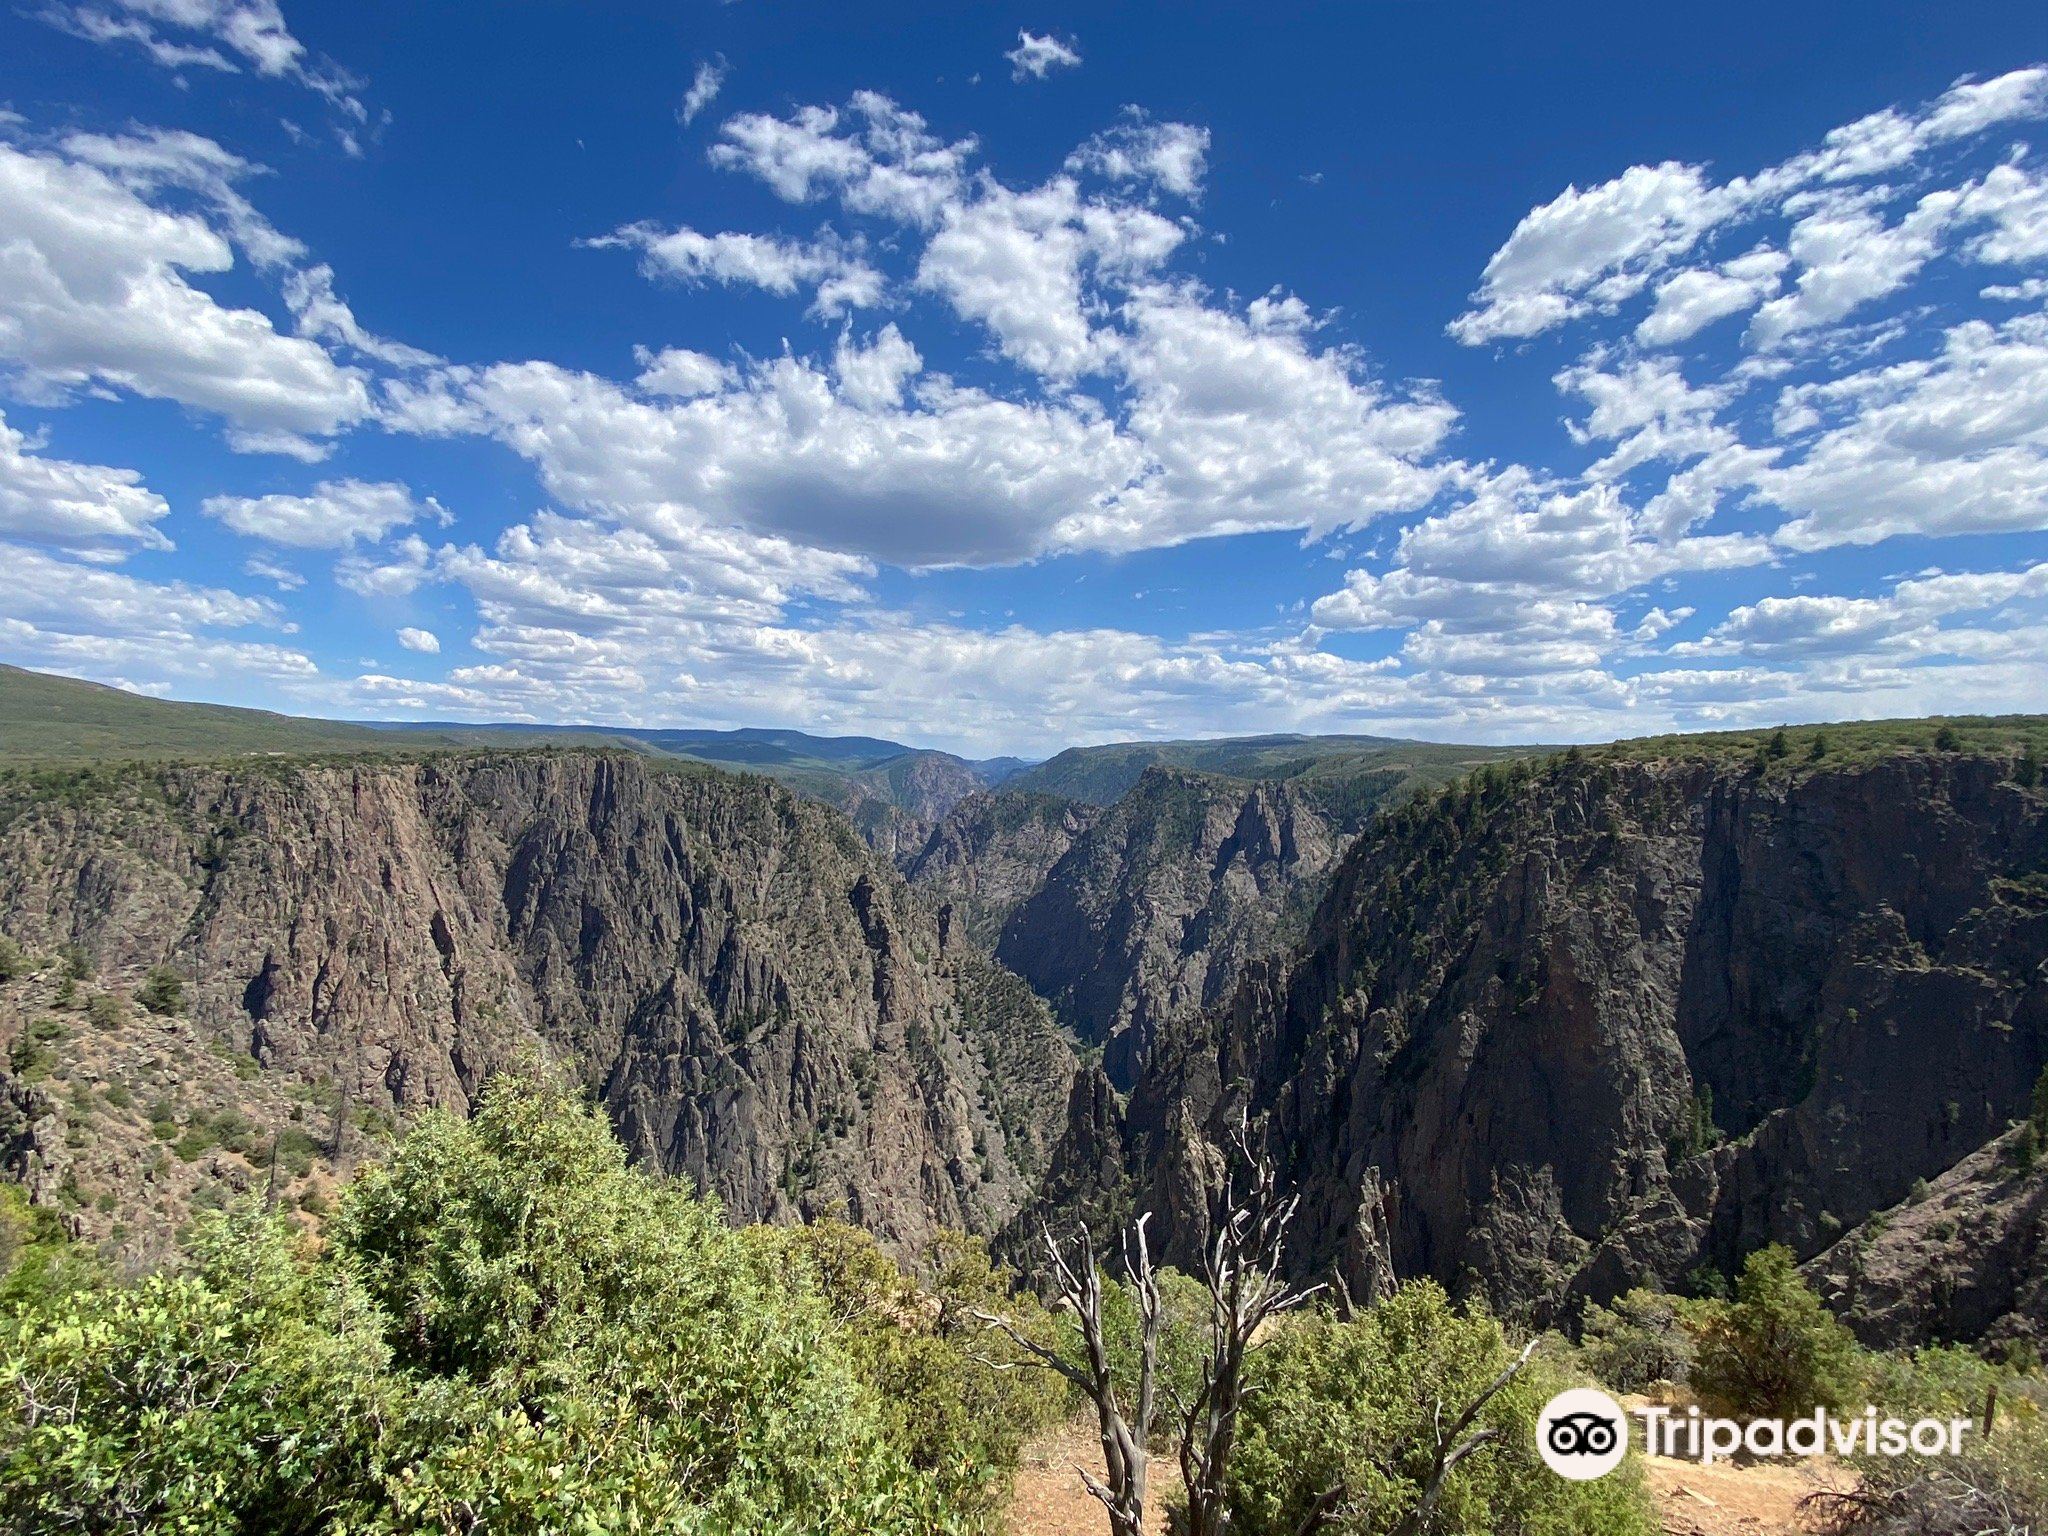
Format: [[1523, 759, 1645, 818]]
[[1177, 1119, 1328, 1536], [1389, 1335, 1539, 1536], [974, 1216, 1163, 1536]]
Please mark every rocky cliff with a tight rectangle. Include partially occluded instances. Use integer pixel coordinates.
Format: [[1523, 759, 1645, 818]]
[[1028, 741, 2048, 1339], [0, 752, 1073, 1262], [967, 768, 1352, 1086]]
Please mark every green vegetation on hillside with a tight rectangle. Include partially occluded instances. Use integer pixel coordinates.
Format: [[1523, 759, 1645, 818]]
[[1594, 714, 2048, 773], [0, 1070, 1066, 1535], [1570, 1249, 2048, 1534], [1003, 733, 1533, 806]]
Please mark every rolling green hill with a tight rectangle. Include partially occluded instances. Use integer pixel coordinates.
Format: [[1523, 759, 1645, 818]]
[[1000, 732, 1536, 806]]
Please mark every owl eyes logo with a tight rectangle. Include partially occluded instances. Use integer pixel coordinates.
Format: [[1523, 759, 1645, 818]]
[[1536, 1388, 1630, 1480], [1546, 1409, 1621, 1458]]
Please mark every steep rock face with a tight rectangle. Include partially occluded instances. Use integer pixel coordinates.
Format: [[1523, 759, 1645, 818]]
[[1806, 1127, 2048, 1352], [0, 753, 1072, 1260], [827, 751, 994, 861], [1059, 750, 2048, 1331], [988, 768, 1349, 1086], [902, 791, 1099, 950]]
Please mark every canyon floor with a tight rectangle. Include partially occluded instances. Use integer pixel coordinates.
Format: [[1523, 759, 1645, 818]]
[[1003, 1417, 1848, 1536]]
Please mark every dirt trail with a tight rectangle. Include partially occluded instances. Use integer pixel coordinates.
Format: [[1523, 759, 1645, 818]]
[[1005, 1419, 1847, 1536], [1645, 1452, 1849, 1535]]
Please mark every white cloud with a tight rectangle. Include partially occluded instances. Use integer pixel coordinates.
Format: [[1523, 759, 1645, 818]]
[[202, 478, 448, 549], [1757, 311, 2048, 549], [1068, 112, 1210, 199], [1677, 560, 2048, 661], [1451, 68, 2048, 347], [0, 542, 316, 688], [632, 345, 734, 398], [1636, 247, 1787, 345], [590, 222, 884, 317], [1006, 30, 1080, 82], [1746, 185, 1960, 349], [280, 263, 441, 367], [1311, 474, 1765, 681], [0, 141, 369, 446], [679, 56, 727, 127], [396, 625, 440, 653], [42, 0, 369, 135], [0, 409, 170, 554], [243, 552, 303, 589], [1450, 162, 1727, 344], [711, 93, 976, 228]]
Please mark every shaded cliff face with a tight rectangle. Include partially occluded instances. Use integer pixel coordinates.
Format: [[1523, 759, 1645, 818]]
[[0, 753, 1072, 1261], [913, 774, 1343, 1089], [902, 791, 1100, 951], [983, 768, 1350, 1086], [1044, 748, 2048, 1334]]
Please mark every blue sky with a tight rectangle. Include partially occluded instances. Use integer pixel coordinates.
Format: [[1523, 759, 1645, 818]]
[[0, 1, 2044, 754]]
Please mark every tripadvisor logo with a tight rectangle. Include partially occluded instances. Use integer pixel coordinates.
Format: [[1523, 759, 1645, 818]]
[[1537, 1388, 1629, 1480], [1536, 1388, 1978, 1479]]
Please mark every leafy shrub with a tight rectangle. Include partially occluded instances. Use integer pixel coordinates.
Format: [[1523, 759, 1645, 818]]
[[272, 1126, 321, 1178], [136, 966, 183, 1016], [1818, 1351, 2048, 1536], [86, 993, 124, 1030], [339, 1071, 960, 1532], [0, 1071, 973, 1535], [1224, 1282, 1656, 1536], [1581, 1287, 1694, 1391], [771, 1220, 1066, 1525], [0, 936, 24, 982], [1685, 1245, 1863, 1418]]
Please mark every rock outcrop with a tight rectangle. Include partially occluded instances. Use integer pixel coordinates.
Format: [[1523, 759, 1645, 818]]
[[1030, 746, 2048, 1337], [994, 769, 1351, 1085], [0, 752, 1073, 1261], [1806, 1126, 2048, 1353]]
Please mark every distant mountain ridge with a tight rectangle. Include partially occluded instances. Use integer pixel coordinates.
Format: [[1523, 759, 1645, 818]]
[[1003, 732, 1531, 805]]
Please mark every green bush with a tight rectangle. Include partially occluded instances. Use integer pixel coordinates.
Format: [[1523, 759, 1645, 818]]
[[136, 966, 183, 1016], [1581, 1287, 1694, 1391], [1825, 1350, 2048, 1535], [1685, 1245, 1863, 1419], [272, 1126, 321, 1178], [1224, 1282, 1656, 1536], [0, 936, 25, 983], [0, 1071, 975, 1535], [771, 1220, 1067, 1525], [86, 993, 124, 1030]]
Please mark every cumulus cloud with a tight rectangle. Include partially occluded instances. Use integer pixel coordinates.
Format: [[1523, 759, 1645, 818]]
[[0, 140, 369, 449], [1068, 112, 1210, 199], [202, 478, 449, 549], [1756, 311, 2048, 549], [590, 222, 884, 317], [0, 542, 315, 688], [1677, 560, 2048, 661], [0, 410, 171, 555], [710, 92, 976, 227], [396, 625, 440, 653], [1450, 68, 2048, 346], [1006, 30, 1080, 82]]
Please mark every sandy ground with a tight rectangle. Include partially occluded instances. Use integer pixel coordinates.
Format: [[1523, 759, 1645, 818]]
[[1645, 1451, 1849, 1536], [1007, 1418, 1177, 1536], [1006, 1417, 1849, 1536]]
